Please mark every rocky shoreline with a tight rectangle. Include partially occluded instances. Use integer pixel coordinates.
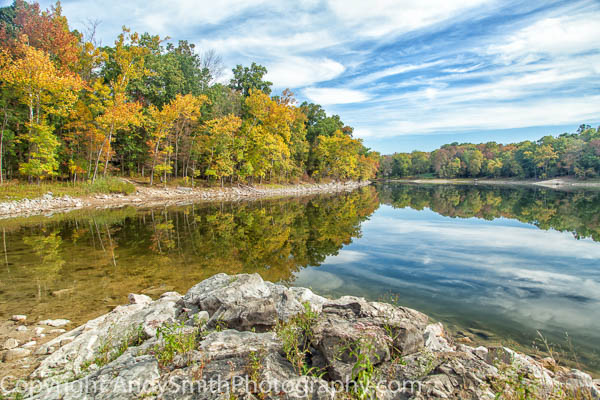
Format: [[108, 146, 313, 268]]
[[3, 273, 598, 399], [0, 180, 371, 219]]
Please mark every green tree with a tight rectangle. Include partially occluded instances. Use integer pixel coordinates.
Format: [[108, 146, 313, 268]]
[[229, 62, 272, 97]]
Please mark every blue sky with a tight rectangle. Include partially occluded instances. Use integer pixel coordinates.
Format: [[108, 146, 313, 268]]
[[19, 0, 600, 152]]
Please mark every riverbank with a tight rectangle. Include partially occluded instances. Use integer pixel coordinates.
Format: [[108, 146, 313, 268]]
[[382, 177, 600, 189], [2, 273, 598, 399], [0, 180, 371, 219]]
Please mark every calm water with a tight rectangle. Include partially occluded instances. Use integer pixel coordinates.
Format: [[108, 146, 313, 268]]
[[0, 183, 599, 373]]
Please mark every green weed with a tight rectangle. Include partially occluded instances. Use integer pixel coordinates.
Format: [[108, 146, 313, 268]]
[[153, 320, 198, 366]]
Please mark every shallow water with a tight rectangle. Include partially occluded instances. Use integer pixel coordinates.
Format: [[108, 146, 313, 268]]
[[0, 183, 599, 373]]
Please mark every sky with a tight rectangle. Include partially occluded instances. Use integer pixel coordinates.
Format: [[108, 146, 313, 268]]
[[14, 0, 600, 153]]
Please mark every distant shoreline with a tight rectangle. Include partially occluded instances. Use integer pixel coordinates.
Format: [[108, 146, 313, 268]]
[[378, 177, 600, 189]]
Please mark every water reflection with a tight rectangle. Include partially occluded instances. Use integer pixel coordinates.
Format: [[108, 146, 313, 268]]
[[0, 187, 379, 324], [1, 183, 599, 373], [293, 183, 600, 373]]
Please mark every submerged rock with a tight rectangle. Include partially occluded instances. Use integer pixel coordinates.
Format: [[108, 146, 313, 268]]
[[3, 347, 31, 361], [39, 319, 70, 327], [23, 273, 600, 400], [3, 338, 19, 350]]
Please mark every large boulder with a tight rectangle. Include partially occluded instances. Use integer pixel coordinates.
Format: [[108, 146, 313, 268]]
[[312, 296, 429, 381], [30, 351, 160, 400], [179, 273, 326, 332], [32, 291, 181, 382]]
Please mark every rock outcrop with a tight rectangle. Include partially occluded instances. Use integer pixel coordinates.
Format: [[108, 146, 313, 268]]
[[15, 273, 598, 399]]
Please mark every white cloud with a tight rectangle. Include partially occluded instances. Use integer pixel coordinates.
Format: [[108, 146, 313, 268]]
[[304, 87, 371, 105], [266, 57, 345, 88], [194, 31, 339, 59], [323, 250, 368, 265], [356, 95, 600, 138], [488, 15, 600, 63], [369, 216, 600, 259], [327, 0, 492, 38]]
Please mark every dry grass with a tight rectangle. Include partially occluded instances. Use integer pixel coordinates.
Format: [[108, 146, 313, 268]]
[[0, 177, 135, 201]]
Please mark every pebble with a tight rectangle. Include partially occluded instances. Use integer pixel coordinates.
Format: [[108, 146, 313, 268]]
[[34, 327, 45, 335], [39, 319, 70, 327], [21, 341, 36, 349], [49, 329, 66, 334], [11, 315, 26, 322], [16, 326, 28, 332], [3, 338, 19, 350]]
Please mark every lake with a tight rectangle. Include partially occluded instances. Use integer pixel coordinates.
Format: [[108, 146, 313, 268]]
[[1, 183, 599, 373]]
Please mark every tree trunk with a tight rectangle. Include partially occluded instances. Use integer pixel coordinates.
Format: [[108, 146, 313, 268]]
[[93, 125, 113, 183], [150, 139, 160, 186], [0, 107, 7, 185], [103, 129, 113, 177]]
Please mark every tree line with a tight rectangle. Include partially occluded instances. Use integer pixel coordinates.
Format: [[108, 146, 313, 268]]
[[379, 124, 600, 180], [0, 1, 379, 186]]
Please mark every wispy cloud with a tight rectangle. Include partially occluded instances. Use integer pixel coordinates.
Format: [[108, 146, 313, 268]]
[[266, 57, 345, 89], [40, 0, 600, 151], [304, 87, 371, 105]]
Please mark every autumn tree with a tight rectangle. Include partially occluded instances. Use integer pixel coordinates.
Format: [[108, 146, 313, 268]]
[[0, 0, 79, 71], [0, 40, 82, 181], [91, 28, 149, 181], [146, 93, 205, 185], [198, 114, 242, 186]]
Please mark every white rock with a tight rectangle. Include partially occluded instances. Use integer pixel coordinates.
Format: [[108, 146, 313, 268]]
[[39, 319, 70, 327], [16, 326, 28, 332], [35, 327, 45, 335], [424, 322, 454, 352], [473, 346, 489, 359], [22, 341, 37, 349], [33, 293, 181, 382], [11, 315, 26, 322], [128, 293, 152, 305], [49, 329, 66, 334]]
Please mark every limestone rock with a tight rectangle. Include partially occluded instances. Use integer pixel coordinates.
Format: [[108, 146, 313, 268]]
[[32, 292, 181, 382], [312, 296, 428, 381], [128, 293, 152, 305], [3, 347, 31, 361], [180, 273, 326, 332], [21, 273, 598, 400], [30, 352, 160, 400]]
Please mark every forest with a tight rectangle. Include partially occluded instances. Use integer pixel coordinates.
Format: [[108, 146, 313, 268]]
[[0, 0, 379, 187], [379, 124, 600, 180]]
